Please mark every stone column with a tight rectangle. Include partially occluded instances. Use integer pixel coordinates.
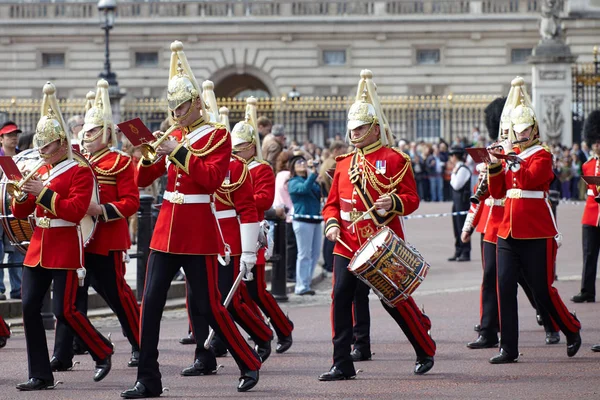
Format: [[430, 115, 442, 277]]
[[528, 0, 577, 146]]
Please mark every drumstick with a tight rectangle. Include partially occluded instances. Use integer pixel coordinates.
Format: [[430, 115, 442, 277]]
[[336, 237, 353, 252], [347, 189, 397, 230]]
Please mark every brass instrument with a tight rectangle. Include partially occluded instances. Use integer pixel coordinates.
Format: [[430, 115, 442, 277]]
[[595, 186, 600, 204], [6, 159, 45, 202], [470, 170, 488, 205], [140, 124, 179, 162], [486, 137, 529, 152]]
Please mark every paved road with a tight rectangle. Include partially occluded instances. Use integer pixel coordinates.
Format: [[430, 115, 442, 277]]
[[1, 201, 598, 399]]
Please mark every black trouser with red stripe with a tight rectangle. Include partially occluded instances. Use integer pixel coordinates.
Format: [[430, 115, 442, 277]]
[[352, 280, 371, 354], [0, 315, 10, 338], [202, 256, 273, 350], [332, 256, 436, 375], [241, 263, 293, 339], [137, 251, 261, 395], [53, 251, 140, 363], [21, 266, 113, 382], [497, 237, 581, 358], [580, 224, 600, 297]]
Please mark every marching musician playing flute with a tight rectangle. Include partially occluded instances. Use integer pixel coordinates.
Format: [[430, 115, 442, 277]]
[[13, 82, 114, 391], [320, 70, 435, 381]]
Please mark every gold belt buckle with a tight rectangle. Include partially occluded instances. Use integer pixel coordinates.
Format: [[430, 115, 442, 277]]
[[349, 209, 362, 222], [171, 192, 185, 204], [38, 217, 50, 228], [509, 189, 522, 199]]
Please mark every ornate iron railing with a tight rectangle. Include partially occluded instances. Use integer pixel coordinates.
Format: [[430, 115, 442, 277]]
[[572, 46, 600, 143]]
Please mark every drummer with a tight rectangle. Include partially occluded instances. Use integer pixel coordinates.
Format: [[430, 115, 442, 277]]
[[320, 70, 436, 381]]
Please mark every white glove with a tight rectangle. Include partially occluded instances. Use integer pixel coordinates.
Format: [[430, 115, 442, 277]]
[[240, 252, 257, 281]]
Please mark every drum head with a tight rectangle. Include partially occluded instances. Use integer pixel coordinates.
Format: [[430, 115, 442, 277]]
[[349, 228, 390, 271]]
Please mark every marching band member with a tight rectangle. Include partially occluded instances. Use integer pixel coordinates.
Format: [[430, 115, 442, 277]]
[[572, 109, 600, 305], [320, 70, 435, 380], [13, 82, 114, 391], [122, 41, 261, 398], [487, 77, 581, 364], [232, 97, 295, 355], [51, 79, 141, 371]]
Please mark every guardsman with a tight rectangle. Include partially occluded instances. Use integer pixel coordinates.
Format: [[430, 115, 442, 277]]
[[0, 315, 10, 348], [572, 110, 600, 304], [13, 82, 114, 391], [320, 70, 435, 380], [487, 76, 581, 364], [51, 79, 141, 371], [121, 41, 261, 399], [232, 97, 295, 355]]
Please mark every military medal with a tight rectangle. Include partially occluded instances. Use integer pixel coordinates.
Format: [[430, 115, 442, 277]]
[[376, 160, 386, 174], [224, 170, 231, 185]]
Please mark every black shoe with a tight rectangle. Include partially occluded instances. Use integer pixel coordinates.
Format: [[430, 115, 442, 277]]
[[128, 350, 140, 368], [545, 332, 560, 345], [121, 382, 161, 398], [318, 366, 356, 381], [467, 335, 499, 349], [414, 356, 434, 375], [276, 333, 293, 354], [571, 292, 595, 303], [591, 344, 600, 352], [447, 255, 458, 261], [298, 290, 316, 296], [73, 341, 88, 355], [180, 359, 217, 376], [0, 336, 7, 349], [566, 331, 582, 357], [50, 356, 73, 372], [16, 378, 55, 391], [350, 348, 372, 361], [179, 332, 196, 345], [238, 370, 259, 392], [489, 349, 518, 364], [94, 355, 111, 382], [255, 340, 272, 363], [457, 255, 471, 262], [473, 324, 481, 332]]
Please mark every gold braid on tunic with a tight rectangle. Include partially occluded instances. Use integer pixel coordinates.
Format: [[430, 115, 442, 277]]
[[184, 123, 228, 158], [351, 152, 411, 196], [215, 157, 248, 207], [93, 153, 132, 176]]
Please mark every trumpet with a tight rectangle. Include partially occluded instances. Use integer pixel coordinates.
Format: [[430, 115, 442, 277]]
[[140, 124, 179, 163], [486, 138, 529, 152], [6, 159, 45, 202], [470, 170, 488, 205]]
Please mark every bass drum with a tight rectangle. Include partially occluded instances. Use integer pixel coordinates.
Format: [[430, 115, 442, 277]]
[[0, 149, 99, 255]]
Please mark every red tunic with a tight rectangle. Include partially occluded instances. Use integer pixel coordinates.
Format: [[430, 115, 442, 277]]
[[214, 156, 259, 256], [137, 122, 230, 255], [85, 148, 140, 255], [581, 157, 600, 227], [12, 156, 93, 269], [247, 159, 275, 264], [488, 144, 557, 240], [322, 141, 419, 259]]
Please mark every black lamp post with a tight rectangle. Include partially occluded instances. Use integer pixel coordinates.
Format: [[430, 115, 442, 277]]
[[98, 0, 119, 97]]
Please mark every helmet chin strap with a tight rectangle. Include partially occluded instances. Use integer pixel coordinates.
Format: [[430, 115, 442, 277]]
[[82, 128, 104, 144], [171, 96, 200, 125], [40, 139, 65, 160], [350, 119, 377, 145], [517, 123, 539, 150]]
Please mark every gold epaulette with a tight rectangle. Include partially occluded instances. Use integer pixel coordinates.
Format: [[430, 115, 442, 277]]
[[208, 121, 226, 130], [187, 130, 229, 158], [255, 159, 270, 166], [335, 151, 353, 162], [94, 151, 132, 176], [232, 153, 247, 164], [541, 143, 552, 153]]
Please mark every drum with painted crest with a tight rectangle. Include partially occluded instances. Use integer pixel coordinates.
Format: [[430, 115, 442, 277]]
[[347, 227, 429, 307], [0, 149, 99, 254]]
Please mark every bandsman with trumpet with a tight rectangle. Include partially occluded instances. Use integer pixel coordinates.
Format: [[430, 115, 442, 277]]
[[320, 70, 435, 381], [50, 79, 141, 372], [122, 41, 261, 399], [486, 77, 582, 364], [12, 82, 114, 391]]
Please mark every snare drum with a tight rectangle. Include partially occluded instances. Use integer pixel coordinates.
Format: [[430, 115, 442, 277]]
[[348, 227, 429, 307], [0, 149, 99, 254]]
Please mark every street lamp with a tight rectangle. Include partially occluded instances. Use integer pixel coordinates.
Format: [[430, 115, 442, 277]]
[[97, 0, 118, 96]]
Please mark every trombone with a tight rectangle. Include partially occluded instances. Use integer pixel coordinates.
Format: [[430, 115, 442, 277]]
[[140, 124, 179, 163], [6, 159, 45, 202]]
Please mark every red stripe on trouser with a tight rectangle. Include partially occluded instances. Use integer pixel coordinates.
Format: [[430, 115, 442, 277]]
[[395, 297, 436, 356], [330, 265, 336, 356], [113, 252, 141, 346], [239, 284, 263, 319], [63, 271, 111, 358], [480, 248, 485, 322], [254, 263, 292, 336], [0, 316, 10, 337], [205, 256, 261, 370], [351, 302, 356, 327], [495, 250, 502, 333], [139, 250, 154, 341], [545, 239, 581, 333]]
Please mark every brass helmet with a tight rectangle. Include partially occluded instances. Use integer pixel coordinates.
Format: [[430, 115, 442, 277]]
[[347, 69, 394, 146], [82, 79, 116, 145], [503, 76, 538, 147], [34, 82, 72, 159], [219, 106, 231, 132], [202, 80, 220, 123], [231, 97, 263, 160], [85, 90, 96, 112], [167, 41, 206, 123]]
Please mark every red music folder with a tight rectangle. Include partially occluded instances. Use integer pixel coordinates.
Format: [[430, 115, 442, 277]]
[[582, 176, 600, 186], [465, 148, 491, 163], [117, 118, 155, 146], [489, 152, 521, 163], [0, 156, 23, 181]]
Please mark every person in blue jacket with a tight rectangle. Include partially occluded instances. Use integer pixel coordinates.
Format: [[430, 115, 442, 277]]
[[288, 153, 323, 296]]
